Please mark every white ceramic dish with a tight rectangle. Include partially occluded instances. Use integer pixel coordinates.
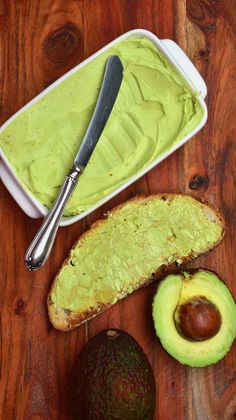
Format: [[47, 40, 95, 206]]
[[0, 29, 207, 226]]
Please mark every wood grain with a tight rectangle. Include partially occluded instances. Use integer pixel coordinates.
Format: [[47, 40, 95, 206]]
[[0, 0, 235, 419]]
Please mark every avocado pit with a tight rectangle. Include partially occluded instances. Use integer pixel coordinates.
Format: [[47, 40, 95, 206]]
[[175, 296, 222, 341]]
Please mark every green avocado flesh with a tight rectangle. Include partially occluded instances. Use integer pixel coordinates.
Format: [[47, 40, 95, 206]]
[[50, 196, 222, 315], [0, 37, 203, 216], [152, 271, 236, 367], [72, 329, 156, 419]]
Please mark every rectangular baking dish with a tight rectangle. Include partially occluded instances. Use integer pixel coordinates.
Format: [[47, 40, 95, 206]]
[[0, 29, 207, 226]]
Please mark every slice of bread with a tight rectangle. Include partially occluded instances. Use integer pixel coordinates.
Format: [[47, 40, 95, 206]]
[[48, 194, 225, 331]]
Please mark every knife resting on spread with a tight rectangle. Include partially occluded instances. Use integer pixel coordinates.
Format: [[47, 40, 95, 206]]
[[25, 55, 123, 271]]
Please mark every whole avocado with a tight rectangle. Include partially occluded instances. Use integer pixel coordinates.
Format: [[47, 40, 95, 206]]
[[71, 329, 156, 420]]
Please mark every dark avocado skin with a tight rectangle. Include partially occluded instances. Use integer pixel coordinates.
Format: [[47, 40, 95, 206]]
[[71, 329, 156, 420]]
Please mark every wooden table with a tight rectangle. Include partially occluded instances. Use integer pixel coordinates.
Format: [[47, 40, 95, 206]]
[[0, 1, 235, 419]]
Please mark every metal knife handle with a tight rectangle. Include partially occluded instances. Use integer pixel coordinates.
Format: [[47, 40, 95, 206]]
[[25, 166, 81, 270]]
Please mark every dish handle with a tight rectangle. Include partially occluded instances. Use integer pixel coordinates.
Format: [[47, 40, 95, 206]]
[[161, 39, 207, 99]]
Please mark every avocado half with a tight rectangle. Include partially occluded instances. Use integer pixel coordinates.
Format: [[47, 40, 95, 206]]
[[152, 270, 236, 367]]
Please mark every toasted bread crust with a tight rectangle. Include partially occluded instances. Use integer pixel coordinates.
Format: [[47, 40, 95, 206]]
[[47, 193, 225, 331]]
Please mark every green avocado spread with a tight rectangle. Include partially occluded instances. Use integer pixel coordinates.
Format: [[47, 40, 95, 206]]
[[50, 196, 222, 314], [153, 271, 236, 367], [0, 38, 204, 215]]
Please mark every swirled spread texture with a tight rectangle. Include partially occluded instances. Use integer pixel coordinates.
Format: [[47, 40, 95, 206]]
[[0, 37, 204, 215]]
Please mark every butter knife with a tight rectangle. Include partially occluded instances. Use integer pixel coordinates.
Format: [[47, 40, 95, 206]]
[[25, 55, 123, 271]]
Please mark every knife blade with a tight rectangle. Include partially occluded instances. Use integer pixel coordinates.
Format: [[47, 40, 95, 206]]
[[75, 55, 123, 170], [25, 55, 123, 270]]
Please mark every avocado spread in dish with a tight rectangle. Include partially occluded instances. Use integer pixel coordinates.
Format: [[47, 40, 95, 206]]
[[0, 37, 204, 216]]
